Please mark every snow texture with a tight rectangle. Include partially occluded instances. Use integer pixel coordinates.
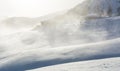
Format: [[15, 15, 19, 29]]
[[0, 0, 120, 71]]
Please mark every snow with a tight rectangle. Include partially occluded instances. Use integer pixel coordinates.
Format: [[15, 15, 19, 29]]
[[0, 32, 120, 71], [72, 0, 120, 17], [28, 57, 120, 71], [0, 0, 120, 71]]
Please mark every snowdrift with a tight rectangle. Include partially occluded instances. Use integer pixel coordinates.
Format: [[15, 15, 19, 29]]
[[28, 57, 120, 71], [0, 35, 120, 71]]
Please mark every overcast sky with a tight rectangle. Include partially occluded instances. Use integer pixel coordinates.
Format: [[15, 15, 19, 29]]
[[0, 0, 83, 18]]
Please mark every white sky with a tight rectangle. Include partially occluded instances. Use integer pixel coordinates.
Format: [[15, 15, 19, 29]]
[[0, 0, 83, 18]]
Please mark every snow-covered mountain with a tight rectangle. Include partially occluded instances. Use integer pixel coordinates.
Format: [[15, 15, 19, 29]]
[[71, 0, 120, 17], [0, 0, 120, 71], [33, 0, 120, 46]]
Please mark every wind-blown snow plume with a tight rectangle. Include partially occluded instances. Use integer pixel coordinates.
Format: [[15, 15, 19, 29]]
[[0, 0, 120, 71]]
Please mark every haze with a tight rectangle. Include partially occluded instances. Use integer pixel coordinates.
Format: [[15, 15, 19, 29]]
[[0, 0, 83, 18]]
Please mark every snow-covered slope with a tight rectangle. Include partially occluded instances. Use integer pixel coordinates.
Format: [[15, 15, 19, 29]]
[[32, 0, 120, 46], [0, 17, 39, 36], [71, 0, 120, 17], [33, 13, 120, 47], [0, 34, 120, 71], [28, 57, 120, 71], [0, 0, 120, 71]]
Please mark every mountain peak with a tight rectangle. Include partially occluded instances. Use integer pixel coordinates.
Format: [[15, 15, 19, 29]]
[[72, 0, 120, 17]]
